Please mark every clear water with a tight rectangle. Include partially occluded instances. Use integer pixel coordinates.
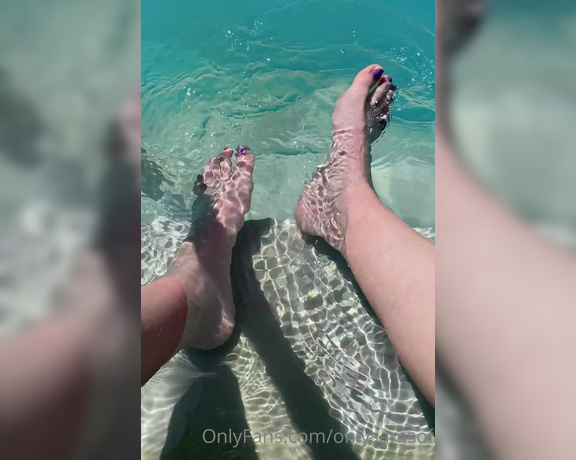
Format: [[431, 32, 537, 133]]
[[141, 0, 435, 227], [141, 1, 435, 459]]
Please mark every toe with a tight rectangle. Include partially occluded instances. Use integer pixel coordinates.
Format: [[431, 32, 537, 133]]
[[231, 146, 255, 216], [232, 146, 255, 195], [193, 173, 208, 195], [210, 154, 223, 181], [218, 147, 234, 180], [352, 64, 384, 94], [221, 147, 234, 159], [370, 77, 392, 107], [202, 164, 214, 185]]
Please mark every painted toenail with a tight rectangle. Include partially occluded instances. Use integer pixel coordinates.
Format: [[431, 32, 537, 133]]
[[386, 76, 393, 82], [372, 68, 383, 79], [236, 146, 247, 155], [390, 84, 397, 91]]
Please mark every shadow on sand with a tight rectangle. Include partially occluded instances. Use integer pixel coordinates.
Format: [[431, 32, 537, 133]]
[[160, 219, 433, 459]]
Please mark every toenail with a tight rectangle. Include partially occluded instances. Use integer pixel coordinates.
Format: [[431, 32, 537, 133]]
[[390, 84, 397, 91], [236, 146, 247, 155], [372, 68, 383, 79], [386, 75, 393, 82]]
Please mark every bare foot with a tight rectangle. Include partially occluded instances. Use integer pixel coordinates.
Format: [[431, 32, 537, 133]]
[[294, 65, 396, 252], [165, 147, 255, 349]]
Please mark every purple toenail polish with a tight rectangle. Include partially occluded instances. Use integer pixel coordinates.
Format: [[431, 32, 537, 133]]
[[386, 75, 393, 83], [372, 68, 383, 79], [390, 84, 397, 91], [236, 146, 247, 155]]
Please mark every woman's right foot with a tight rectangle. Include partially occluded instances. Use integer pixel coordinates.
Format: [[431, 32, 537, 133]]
[[294, 65, 395, 252]]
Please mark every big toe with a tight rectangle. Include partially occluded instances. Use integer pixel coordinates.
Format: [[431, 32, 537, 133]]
[[351, 64, 384, 95], [232, 146, 255, 210]]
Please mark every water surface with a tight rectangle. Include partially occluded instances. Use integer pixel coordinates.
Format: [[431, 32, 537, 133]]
[[141, 1, 435, 458], [141, 0, 434, 226]]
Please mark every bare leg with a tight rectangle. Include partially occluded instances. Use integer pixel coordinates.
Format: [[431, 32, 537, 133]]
[[295, 65, 435, 405], [141, 147, 255, 385]]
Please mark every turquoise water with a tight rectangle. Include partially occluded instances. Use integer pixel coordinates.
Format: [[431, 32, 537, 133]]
[[141, 0, 434, 227]]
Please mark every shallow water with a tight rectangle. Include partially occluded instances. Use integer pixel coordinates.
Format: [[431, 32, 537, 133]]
[[141, 219, 435, 459], [141, 0, 434, 227], [141, 0, 435, 458]]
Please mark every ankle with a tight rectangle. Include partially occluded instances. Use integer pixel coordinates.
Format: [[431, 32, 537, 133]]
[[177, 294, 236, 350]]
